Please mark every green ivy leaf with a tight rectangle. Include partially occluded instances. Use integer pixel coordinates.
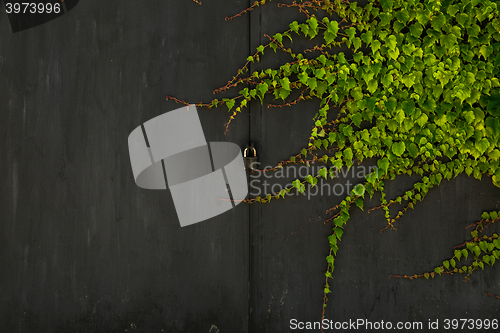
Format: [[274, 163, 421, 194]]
[[334, 216, 344, 227], [475, 138, 490, 155], [353, 37, 362, 51], [351, 87, 363, 101], [334, 227, 343, 240], [391, 141, 406, 156], [408, 142, 419, 158], [257, 82, 269, 98], [402, 100, 416, 116], [379, 12, 393, 26], [387, 47, 400, 60], [328, 20, 339, 35], [467, 24, 480, 38], [307, 77, 317, 91], [354, 197, 364, 210], [385, 97, 397, 111], [353, 52, 363, 63], [371, 40, 382, 53], [316, 81, 328, 97], [346, 27, 356, 40], [480, 45, 493, 60], [447, 4, 459, 17], [380, 0, 394, 10], [456, 13, 468, 27], [319, 167, 328, 179], [409, 23, 423, 38], [352, 113, 363, 127], [361, 31, 373, 44], [464, 111, 475, 124], [386, 35, 397, 50], [281, 77, 290, 91], [489, 149, 500, 161], [440, 34, 457, 49], [486, 117, 500, 138], [378, 157, 389, 173], [367, 79, 378, 94], [395, 109, 406, 124], [305, 174, 317, 186], [279, 88, 290, 100], [225, 99, 235, 111], [402, 74, 415, 88], [431, 14, 446, 31], [352, 184, 365, 196], [471, 0, 481, 8], [473, 246, 481, 257], [416, 9, 431, 26], [381, 73, 393, 88], [402, 43, 417, 55], [344, 147, 353, 166]]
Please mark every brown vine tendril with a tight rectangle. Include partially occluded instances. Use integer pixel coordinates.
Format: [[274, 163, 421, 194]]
[[485, 292, 500, 300], [225, 0, 270, 21], [213, 29, 298, 98]]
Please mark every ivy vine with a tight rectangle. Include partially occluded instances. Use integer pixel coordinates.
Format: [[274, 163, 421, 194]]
[[170, 0, 500, 318]]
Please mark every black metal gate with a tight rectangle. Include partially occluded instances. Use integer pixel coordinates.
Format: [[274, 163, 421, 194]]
[[1, 1, 499, 332]]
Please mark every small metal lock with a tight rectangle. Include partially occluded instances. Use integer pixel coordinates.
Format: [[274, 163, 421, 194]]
[[243, 144, 257, 171]]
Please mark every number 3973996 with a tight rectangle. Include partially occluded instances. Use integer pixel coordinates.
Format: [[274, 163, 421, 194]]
[[5, 2, 61, 14]]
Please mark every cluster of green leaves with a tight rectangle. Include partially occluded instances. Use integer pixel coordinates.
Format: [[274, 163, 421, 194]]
[[195, 0, 500, 310], [403, 211, 500, 280]]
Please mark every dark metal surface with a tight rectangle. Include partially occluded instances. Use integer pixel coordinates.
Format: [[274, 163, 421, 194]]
[[1, 1, 500, 332], [0, 1, 250, 332]]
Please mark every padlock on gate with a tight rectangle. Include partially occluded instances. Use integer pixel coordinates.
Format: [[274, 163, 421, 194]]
[[244, 144, 257, 171]]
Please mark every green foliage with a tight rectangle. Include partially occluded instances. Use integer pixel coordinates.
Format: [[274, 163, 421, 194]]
[[175, 0, 500, 313], [412, 212, 500, 280]]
